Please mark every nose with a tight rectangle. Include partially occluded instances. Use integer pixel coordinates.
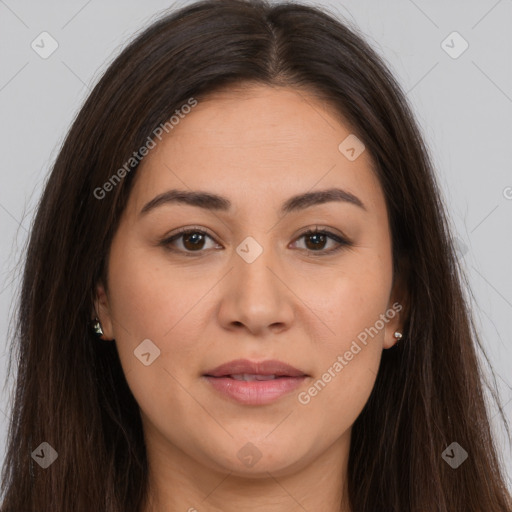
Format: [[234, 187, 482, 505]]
[[216, 241, 295, 336]]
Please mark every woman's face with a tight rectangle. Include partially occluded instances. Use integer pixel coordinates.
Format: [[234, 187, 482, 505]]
[[95, 84, 403, 478]]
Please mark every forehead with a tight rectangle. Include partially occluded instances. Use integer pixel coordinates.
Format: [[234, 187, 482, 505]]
[[129, 84, 384, 217]]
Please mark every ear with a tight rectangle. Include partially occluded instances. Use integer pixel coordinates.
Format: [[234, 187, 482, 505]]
[[92, 280, 115, 340], [383, 265, 408, 349]]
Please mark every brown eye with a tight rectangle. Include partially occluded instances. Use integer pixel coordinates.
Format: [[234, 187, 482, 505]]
[[161, 228, 219, 254], [304, 232, 329, 251], [161, 226, 351, 257], [181, 232, 207, 251], [293, 228, 351, 254]]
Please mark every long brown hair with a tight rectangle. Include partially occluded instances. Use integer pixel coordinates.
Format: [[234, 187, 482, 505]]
[[1, 0, 510, 510]]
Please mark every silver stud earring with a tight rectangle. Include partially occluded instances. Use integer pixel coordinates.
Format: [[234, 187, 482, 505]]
[[394, 331, 403, 341], [92, 317, 104, 339]]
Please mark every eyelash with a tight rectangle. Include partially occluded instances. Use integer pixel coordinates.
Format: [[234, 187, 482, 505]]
[[159, 225, 352, 257]]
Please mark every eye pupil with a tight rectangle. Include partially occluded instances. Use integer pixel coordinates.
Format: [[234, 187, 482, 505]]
[[183, 232, 205, 250], [305, 233, 326, 250]]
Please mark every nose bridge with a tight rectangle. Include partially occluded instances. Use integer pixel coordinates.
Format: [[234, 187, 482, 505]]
[[233, 233, 280, 295], [219, 231, 293, 333]]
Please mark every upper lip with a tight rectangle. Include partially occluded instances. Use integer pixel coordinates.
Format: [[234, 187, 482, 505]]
[[204, 359, 308, 377]]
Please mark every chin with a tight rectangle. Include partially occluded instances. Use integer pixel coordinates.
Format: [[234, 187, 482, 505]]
[[202, 434, 313, 478]]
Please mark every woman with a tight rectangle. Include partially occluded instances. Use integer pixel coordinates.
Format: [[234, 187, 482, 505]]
[[1, 0, 510, 510]]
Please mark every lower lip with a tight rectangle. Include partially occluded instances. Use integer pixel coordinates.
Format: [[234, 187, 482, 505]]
[[203, 376, 307, 405]]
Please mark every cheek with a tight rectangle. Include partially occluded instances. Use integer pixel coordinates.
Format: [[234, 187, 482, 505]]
[[105, 241, 207, 392], [295, 251, 392, 422], [104, 246, 209, 446], [107, 239, 205, 339], [307, 248, 393, 347]]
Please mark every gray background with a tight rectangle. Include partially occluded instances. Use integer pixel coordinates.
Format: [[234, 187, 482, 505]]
[[1, 0, 511, 485]]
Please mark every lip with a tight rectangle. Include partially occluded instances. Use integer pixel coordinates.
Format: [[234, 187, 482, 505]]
[[204, 358, 307, 378], [203, 359, 309, 405]]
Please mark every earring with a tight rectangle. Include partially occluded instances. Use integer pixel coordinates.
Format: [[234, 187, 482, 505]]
[[394, 331, 403, 341], [91, 317, 105, 339]]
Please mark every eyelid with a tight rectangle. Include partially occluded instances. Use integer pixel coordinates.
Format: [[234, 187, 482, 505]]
[[166, 225, 216, 240], [294, 225, 350, 243]]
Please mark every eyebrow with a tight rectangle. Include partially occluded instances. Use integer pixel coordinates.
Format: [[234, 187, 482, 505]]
[[139, 187, 366, 218]]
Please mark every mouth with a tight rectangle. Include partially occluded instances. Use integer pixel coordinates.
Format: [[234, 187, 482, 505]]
[[203, 358, 308, 378], [213, 374, 294, 381], [202, 359, 309, 405]]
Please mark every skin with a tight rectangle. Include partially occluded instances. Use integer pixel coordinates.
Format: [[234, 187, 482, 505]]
[[94, 84, 404, 512]]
